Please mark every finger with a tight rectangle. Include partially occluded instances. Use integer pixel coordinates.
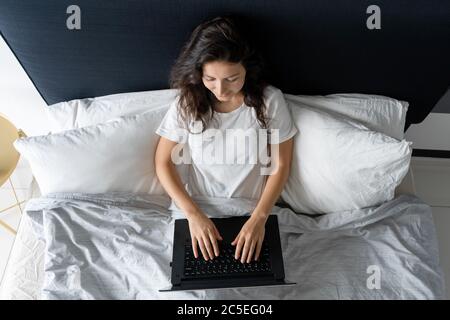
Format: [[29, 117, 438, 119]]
[[197, 238, 209, 261], [241, 238, 252, 264], [192, 237, 199, 259], [235, 237, 245, 260], [255, 240, 263, 261], [202, 234, 215, 260], [231, 234, 239, 246], [214, 226, 223, 241], [208, 231, 220, 257], [247, 240, 256, 263]]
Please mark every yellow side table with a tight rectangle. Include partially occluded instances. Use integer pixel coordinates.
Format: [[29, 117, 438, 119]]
[[0, 114, 27, 235]]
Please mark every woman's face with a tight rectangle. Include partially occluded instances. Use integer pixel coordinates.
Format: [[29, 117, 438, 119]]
[[202, 61, 246, 102]]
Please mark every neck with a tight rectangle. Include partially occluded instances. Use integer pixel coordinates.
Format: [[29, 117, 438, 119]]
[[214, 92, 244, 113]]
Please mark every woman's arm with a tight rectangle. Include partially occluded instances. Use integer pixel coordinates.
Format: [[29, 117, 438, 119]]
[[155, 137, 200, 216], [232, 137, 294, 263], [155, 136, 222, 260], [253, 137, 294, 219]]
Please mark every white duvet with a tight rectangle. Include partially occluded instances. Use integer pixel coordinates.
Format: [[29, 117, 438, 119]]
[[0, 192, 446, 299]]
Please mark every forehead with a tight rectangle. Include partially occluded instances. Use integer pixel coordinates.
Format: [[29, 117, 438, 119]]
[[202, 61, 244, 77]]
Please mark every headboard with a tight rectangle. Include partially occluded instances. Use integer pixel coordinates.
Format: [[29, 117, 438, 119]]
[[0, 0, 449, 130]]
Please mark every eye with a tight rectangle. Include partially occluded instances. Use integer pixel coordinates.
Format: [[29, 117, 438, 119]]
[[204, 77, 214, 82], [227, 78, 238, 82]]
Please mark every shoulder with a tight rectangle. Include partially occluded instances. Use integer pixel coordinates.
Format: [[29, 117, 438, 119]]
[[170, 94, 182, 110], [263, 85, 284, 102], [262, 85, 288, 117], [160, 94, 187, 127], [167, 94, 185, 119]]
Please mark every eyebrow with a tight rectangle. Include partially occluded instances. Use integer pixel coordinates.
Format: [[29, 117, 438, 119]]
[[203, 72, 240, 79]]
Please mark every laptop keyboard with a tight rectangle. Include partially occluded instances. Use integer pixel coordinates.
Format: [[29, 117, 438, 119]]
[[183, 242, 273, 279]]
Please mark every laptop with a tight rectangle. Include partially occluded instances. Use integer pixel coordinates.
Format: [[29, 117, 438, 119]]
[[160, 214, 296, 291]]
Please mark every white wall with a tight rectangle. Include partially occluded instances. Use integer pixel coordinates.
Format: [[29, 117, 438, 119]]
[[405, 113, 450, 151], [0, 37, 48, 136]]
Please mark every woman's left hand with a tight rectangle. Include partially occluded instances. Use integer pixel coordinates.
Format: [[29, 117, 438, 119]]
[[231, 213, 268, 263]]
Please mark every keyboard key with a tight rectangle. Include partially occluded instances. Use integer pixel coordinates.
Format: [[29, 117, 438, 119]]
[[183, 243, 273, 279]]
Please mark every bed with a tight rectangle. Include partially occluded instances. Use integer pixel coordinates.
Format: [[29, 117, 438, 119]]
[[0, 0, 448, 300], [4, 169, 444, 300]]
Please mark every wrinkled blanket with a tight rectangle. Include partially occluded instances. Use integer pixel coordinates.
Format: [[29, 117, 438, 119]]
[[24, 192, 445, 299]]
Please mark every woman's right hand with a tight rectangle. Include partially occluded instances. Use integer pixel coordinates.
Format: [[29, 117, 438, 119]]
[[186, 211, 223, 260]]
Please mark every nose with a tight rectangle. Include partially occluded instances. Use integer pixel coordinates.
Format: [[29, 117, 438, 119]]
[[216, 81, 227, 96]]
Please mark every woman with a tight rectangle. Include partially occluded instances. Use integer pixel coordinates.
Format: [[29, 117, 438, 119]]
[[155, 16, 297, 264]]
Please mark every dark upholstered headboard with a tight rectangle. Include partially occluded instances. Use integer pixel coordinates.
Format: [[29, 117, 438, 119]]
[[0, 0, 449, 130]]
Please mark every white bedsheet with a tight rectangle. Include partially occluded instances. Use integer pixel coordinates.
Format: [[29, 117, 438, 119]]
[[0, 210, 44, 299], [0, 192, 445, 299]]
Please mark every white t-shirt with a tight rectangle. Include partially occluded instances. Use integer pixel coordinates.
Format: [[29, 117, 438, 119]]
[[155, 85, 298, 202]]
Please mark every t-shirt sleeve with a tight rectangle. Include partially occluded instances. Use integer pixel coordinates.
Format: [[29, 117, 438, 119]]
[[265, 87, 298, 144], [155, 98, 189, 143]]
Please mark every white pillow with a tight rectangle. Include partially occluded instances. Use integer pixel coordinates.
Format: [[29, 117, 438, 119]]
[[281, 103, 412, 214], [47, 89, 407, 140], [46, 89, 178, 132], [284, 93, 408, 140], [14, 109, 168, 196]]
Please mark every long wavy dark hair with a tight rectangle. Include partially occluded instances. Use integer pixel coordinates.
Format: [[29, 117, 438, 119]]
[[169, 16, 269, 132]]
